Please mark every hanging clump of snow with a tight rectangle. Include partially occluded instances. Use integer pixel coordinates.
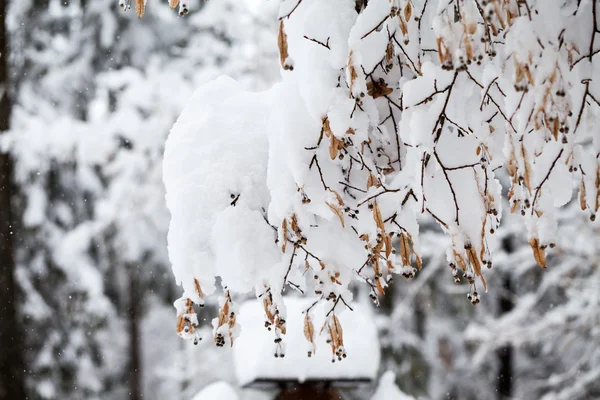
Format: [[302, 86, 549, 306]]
[[162, 0, 600, 360]]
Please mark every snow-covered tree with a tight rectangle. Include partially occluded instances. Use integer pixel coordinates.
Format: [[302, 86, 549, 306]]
[[163, 0, 600, 372]]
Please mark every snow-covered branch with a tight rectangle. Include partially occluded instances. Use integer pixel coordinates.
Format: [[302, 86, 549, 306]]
[[163, 0, 600, 362]]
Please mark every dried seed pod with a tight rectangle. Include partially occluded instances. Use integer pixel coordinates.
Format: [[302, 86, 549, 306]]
[[327, 201, 345, 227], [278, 21, 292, 70], [135, 0, 145, 18], [529, 237, 547, 268], [348, 51, 358, 92], [367, 174, 379, 189], [580, 179, 586, 211], [404, 1, 412, 21]]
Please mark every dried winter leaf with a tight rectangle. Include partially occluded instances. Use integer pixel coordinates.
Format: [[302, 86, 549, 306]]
[[176, 298, 194, 334], [496, 3, 506, 29], [436, 37, 446, 63], [467, 21, 477, 35], [281, 219, 288, 253], [416, 255, 423, 270], [169, 0, 180, 9], [263, 297, 275, 324], [454, 250, 467, 272], [466, 244, 485, 289], [304, 314, 315, 343], [386, 40, 394, 63], [480, 274, 488, 292], [465, 36, 473, 60], [507, 185, 515, 201], [510, 199, 520, 213], [329, 137, 340, 160], [524, 66, 534, 85], [580, 180, 587, 211], [465, 244, 481, 276], [330, 189, 344, 205], [194, 278, 204, 299], [529, 238, 546, 268], [348, 51, 358, 92], [176, 314, 185, 333], [552, 117, 559, 140], [367, 174, 379, 189], [278, 21, 291, 70], [135, 0, 145, 18], [373, 256, 381, 275], [521, 144, 532, 193], [404, 2, 412, 21], [327, 201, 345, 228], [367, 79, 393, 99], [384, 233, 392, 258], [479, 232, 486, 265], [398, 14, 408, 35], [221, 301, 230, 325], [330, 273, 342, 285], [228, 311, 237, 345], [291, 214, 299, 234], [332, 315, 344, 346], [507, 149, 517, 177], [387, 259, 396, 272], [491, 22, 498, 37], [322, 117, 332, 138], [372, 201, 385, 232], [514, 60, 524, 84], [399, 233, 411, 266], [278, 317, 287, 335], [535, 210, 544, 218], [375, 277, 385, 295]]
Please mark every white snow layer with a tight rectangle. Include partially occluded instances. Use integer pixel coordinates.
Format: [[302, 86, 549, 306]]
[[190, 381, 239, 400], [371, 371, 415, 400], [163, 76, 279, 302], [233, 297, 380, 386]]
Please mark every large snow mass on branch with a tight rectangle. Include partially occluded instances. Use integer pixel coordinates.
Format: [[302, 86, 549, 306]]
[[233, 297, 380, 386], [164, 76, 279, 302]]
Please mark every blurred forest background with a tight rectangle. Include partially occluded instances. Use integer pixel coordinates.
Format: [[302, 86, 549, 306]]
[[0, 1, 598, 400]]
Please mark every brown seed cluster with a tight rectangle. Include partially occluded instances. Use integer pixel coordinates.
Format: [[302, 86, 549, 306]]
[[176, 298, 200, 345], [322, 315, 346, 362], [214, 291, 236, 347]]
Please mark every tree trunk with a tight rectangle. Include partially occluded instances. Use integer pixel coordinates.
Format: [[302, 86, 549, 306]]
[[497, 237, 515, 400], [0, 0, 25, 398], [128, 266, 142, 400]]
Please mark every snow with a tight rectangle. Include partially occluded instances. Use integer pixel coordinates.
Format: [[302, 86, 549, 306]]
[[371, 371, 415, 400], [163, 76, 278, 302], [163, 2, 600, 387], [190, 381, 239, 400], [233, 297, 380, 386]]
